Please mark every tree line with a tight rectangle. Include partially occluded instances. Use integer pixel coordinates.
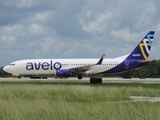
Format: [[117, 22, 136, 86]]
[[1, 60, 160, 78]]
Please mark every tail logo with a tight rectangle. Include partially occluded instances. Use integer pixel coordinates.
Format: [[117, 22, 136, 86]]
[[139, 34, 154, 60]]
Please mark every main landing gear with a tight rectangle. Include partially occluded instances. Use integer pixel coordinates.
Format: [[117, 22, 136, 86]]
[[77, 74, 102, 83], [90, 78, 102, 83], [78, 75, 82, 79]]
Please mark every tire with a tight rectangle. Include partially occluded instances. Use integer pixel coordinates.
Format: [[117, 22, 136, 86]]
[[90, 78, 102, 84], [78, 75, 82, 79]]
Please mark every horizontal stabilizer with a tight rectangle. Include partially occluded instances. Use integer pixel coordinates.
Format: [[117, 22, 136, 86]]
[[137, 58, 155, 63]]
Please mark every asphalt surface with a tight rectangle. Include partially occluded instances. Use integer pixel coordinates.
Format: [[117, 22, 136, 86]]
[[1, 77, 160, 83]]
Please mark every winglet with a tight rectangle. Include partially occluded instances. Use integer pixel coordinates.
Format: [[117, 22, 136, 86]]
[[96, 54, 105, 65]]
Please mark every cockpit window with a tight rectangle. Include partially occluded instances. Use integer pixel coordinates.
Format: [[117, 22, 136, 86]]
[[9, 63, 15, 66]]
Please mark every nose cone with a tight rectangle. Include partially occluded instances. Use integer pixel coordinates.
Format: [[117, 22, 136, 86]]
[[3, 66, 10, 73], [3, 65, 20, 76]]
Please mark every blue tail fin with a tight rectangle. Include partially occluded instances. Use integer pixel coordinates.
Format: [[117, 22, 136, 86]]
[[127, 31, 155, 60]]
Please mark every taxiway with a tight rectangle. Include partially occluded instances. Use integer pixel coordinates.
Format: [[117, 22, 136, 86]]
[[0, 77, 160, 83]]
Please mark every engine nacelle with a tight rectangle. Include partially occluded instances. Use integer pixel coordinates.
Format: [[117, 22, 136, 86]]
[[56, 69, 70, 77]]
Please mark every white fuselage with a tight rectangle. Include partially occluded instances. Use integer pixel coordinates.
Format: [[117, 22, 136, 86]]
[[3, 57, 125, 76]]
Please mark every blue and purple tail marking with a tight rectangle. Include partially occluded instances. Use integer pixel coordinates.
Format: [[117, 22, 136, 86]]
[[127, 31, 155, 60], [103, 31, 155, 74]]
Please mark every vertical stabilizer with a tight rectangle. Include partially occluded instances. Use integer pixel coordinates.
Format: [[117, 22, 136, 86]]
[[127, 31, 155, 60]]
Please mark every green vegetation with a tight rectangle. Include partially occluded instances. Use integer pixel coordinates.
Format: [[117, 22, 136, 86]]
[[0, 82, 160, 119], [103, 60, 160, 78]]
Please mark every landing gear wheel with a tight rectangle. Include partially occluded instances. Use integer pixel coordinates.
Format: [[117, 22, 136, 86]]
[[78, 75, 82, 79], [90, 78, 102, 84]]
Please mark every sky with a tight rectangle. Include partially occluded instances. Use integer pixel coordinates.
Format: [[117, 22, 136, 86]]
[[0, 0, 160, 67]]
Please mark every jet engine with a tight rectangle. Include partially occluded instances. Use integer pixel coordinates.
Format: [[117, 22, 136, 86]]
[[56, 69, 70, 77]]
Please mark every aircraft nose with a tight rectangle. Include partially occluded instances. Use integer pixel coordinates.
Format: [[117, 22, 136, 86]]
[[3, 66, 9, 72], [3, 66, 7, 72]]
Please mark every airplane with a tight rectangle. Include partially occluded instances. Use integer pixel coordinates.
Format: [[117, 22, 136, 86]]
[[3, 31, 155, 83]]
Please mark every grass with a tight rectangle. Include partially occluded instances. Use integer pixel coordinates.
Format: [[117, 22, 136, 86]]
[[0, 82, 160, 119]]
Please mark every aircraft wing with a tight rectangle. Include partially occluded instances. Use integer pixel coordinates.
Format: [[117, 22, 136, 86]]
[[137, 58, 155, 63], [69, 65, 94, 73], [67, 54, 105, 74]]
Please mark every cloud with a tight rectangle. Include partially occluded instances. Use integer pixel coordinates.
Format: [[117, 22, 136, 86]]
[[23, 10, 53, 25], [79, 11, 112, 34], [28, 24, 44, 36], [1, 0, 44, 8], [0, 0, 160, 67], [41, 37, 55, 53], [1, 36, 16, 42], [156, 24, 160, 31], [0, 25, 23, 36], [111, 28, 138, 42], [16, 0, 37, 8]]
